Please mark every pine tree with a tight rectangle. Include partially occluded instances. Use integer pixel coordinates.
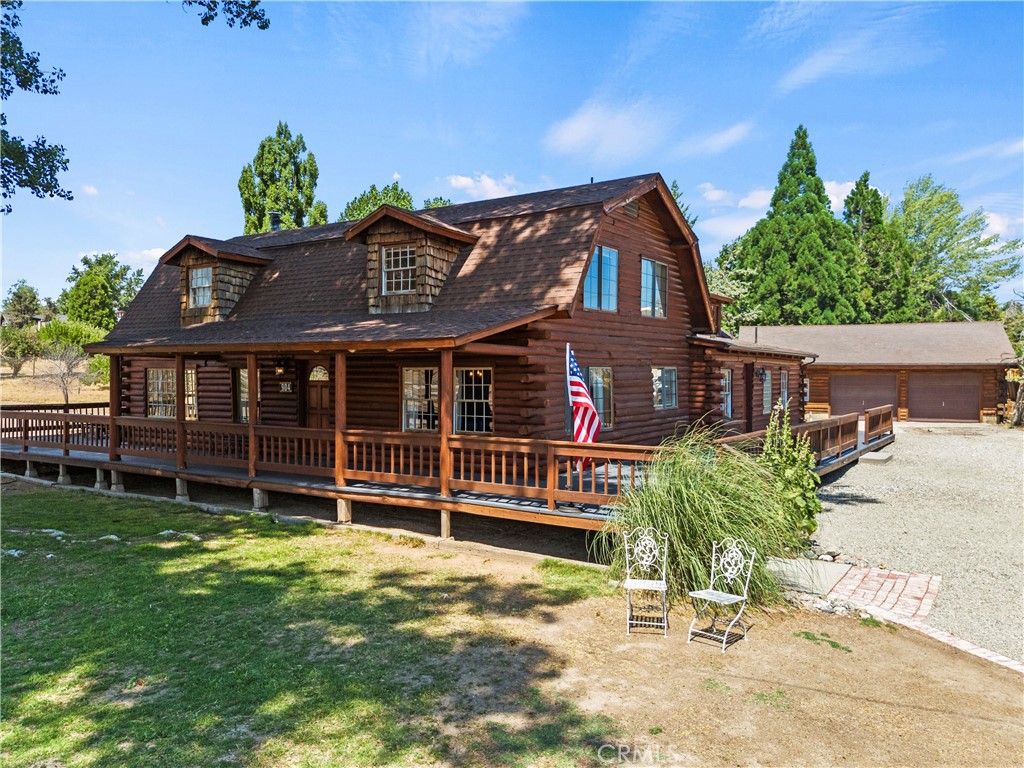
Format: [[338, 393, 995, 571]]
[[843, 172, 916, 323], [721, 125, 864, 325]]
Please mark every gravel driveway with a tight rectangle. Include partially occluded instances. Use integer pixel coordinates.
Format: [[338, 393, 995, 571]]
[[817, 422, 1024, 662]]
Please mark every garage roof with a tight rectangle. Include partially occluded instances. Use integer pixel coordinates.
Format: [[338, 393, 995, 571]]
[[737, 322, 1017, 366]]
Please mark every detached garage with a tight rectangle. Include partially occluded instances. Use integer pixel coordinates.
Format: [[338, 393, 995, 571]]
[[737, 322, 1017, 423]]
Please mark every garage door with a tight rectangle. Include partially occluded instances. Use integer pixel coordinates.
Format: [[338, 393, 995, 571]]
[[908, 373, 979, 421], [830, 373, 898, 417]]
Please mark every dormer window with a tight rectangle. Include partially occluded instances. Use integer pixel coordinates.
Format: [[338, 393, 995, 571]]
[[382, 244, 417, 295], [189, 267, 213, 308]]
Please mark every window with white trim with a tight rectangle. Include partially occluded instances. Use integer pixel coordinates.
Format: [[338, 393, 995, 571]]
[[588, 366, 613, 428], [189, 267, 212, 308], [382, 244, 417, 295], [721, 368, 733, 418], [652, 367, 677, 409], [780, 370, 789, 409], [235, 368, 261, 424], [762, 369, 773, 415], [402, 367, 439, 431], [583, 245, 618, 311], [455, 368, 493, 433], [146, 368, 197, 419], [641, 259, 667, 318], [185, 368, 198, 421]]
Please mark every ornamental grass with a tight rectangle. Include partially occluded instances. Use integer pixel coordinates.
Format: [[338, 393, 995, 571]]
[[594, 428, 803, 606]]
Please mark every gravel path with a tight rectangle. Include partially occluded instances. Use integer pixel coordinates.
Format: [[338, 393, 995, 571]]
[[817, 422, 1024, 662]]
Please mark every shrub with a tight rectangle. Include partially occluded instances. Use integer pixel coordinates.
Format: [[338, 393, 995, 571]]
[[759, 398, 821, 535], [0, 324, 41, 376], [37, 319, 107, 350], [593, 428, 803, 606], [82, 354, 110, 386]]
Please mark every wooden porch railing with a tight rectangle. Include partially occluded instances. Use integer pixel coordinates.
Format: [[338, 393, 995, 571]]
[[2, 401, 109, 416], [0, 405, 895, 509]]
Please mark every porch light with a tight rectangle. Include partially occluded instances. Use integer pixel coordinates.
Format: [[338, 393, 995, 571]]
[[274, 359, 287, 376]]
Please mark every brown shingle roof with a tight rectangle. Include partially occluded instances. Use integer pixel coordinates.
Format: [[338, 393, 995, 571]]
[[95, 173, 692, 353], [737, 323, 1017, 366]]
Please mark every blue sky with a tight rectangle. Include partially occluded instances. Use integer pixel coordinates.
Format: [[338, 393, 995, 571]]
[[3, 1, 1022, 304]]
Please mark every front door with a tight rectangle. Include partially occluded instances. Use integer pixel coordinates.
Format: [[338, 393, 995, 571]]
[[305, 362, 333, 429]]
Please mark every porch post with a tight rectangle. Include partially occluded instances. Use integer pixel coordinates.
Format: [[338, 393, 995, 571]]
[[439, 349, 453, 499], [175, 354, 186, 470], [108, 354, 121, 462], [334, 351, 347, 487], [247, 353, 258, 478]]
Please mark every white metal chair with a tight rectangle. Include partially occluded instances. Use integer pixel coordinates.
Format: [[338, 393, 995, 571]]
[[623, 527, 669, 636], [687, 538, 756, 652]]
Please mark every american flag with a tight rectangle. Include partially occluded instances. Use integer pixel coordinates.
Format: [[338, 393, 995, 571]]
[[566, 344, 601, 458]]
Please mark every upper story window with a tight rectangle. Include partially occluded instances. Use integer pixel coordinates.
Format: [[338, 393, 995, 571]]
[[583, 245, 618, 311], [402, 367, 439, 432], [652, 367, 677, 409], [721, 369, 733, 419], [455, 368, 493, 433], [382, 244, 417, 295], [641, 259, 667, 318], [189, 267, 213, 308], [588, 366, 613, 429], [762, 369, 773, 415]]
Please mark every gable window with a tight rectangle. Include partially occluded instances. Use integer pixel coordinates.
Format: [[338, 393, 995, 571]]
[[641, 259, 667, 318], [235, 369, 261, 424], [146, 368, 197, 419], [583, 245, 618, 311], [402, 367, 439, 431], [780, 370, 789, 409], [189, 267, 213, 308], [762, 369, 773, 415], [455, 368, 493, 433], [382, 244, 417, 295], [652, 367, 677, 409], [588, 366, 613, 428], [721, 369, 733, 419]]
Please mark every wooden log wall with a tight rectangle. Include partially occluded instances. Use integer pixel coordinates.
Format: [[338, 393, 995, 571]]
[[713, 354, 804, 432]]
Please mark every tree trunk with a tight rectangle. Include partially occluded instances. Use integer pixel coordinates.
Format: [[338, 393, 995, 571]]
[[1011, 381, 1024, 427]]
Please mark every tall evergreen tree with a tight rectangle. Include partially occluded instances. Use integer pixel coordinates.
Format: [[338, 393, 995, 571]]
[[238, 121, 328, 234], [719, 125, 864, 325], [843, 171, 916, 323], [2, 278, 41, 327]]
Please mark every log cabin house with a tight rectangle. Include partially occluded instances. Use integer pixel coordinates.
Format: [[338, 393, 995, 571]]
[[5, 173, 873, 536]]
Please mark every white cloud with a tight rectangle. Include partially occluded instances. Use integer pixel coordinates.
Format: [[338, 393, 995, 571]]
[[410, 3, 526, 76], [544, 99, 670, 166], [985, 211, 1011, 238], [121, 247, 166, 269], [697, 212, 764, 243], [676, 122, 753, 158], [824, 180, 856, 212], [697, 182, 733, 205], [392, 171, 402, 181], [738, 188, 773, 209], [82, 184, 99, 196], [749, 1, 825, 42], [947, 138, 1024, 165], [447, 173, 519, 200]]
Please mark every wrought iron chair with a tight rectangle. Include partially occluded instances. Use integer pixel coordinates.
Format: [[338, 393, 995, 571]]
[[623, 527, 669, 636], [687, 538, 756, 652]]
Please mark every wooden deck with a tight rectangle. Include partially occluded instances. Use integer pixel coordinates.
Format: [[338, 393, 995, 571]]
[[1, 403, 894, 535]]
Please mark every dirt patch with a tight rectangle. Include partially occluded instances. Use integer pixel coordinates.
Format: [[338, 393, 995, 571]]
[[1, 361, 107, 406]]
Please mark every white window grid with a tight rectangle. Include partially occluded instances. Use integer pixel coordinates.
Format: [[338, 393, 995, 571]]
[[588, 366, 613, 428], [383, 244, 417, 295], [762, 369, 773, 415], [721, 369, 733, 418], [185, 368, 198, 421], [146, 369, 176, 419], [402, 367, 439, 432], [652, 367, 677, 409], [780, 370, 789, 409], [189, 267, 213, 307], [641, 259, 667, 318], [236, 369, 261, 424], [455, 368, 493, 433]]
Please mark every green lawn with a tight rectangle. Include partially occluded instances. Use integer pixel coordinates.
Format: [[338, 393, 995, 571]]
[[1, 487, 616, 767]]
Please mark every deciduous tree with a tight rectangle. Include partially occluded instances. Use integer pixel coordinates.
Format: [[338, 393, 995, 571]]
[[342, 181, 414, 221], [64, 270, 116, 330], [422, 195, 452, 209], [238, 121, 328, 233], [59, 252, 144, 316], [0, 323, 39, 376], [2, 279, 41, 327]]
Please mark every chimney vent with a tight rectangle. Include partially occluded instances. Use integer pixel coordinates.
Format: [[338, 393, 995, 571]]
[[269, 211, 281, 231]]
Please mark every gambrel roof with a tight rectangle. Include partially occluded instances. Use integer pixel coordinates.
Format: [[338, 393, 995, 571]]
[[93, 173, 710, 353]]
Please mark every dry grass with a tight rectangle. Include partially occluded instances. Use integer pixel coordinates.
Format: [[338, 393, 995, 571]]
[[0, 360, 107, 406]]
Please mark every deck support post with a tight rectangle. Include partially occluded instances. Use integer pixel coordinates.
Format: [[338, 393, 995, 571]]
[[247, 353, 258, 478], [57, 465, 72, 485], [334, 352, 347, 488], [24, 460, 38, 478], [439, 349, 453, 498], [175, 478, 189, 502], [336, 498, 352, 524], [108, 354, 121, 462], [440, 509, 451, 539], [175, 354, 186, 470], [94, 468, 108, 490], [252, 488, 269, 513], [110, 470, 126, 493]]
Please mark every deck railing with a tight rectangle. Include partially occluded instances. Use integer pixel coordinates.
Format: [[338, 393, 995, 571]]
[[2, 402, 109, 416], [1, 404, 894, 507]]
